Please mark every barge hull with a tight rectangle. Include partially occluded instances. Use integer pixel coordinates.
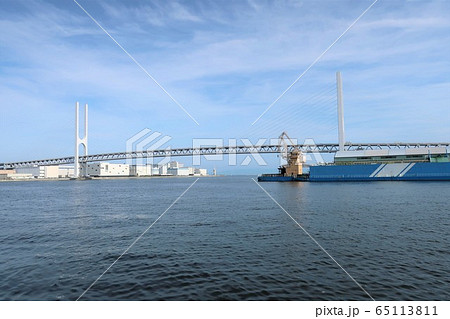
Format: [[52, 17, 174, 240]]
[[258, 162, 450, 182], [309, 162, 450, 182]]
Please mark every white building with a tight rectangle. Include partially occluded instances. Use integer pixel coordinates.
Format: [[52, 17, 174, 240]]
[[167, 167, 190, 176], [87, 162, 130, 177], [194, 168, 207, 176], [16, 166, 59, 178], [130, 164, 160, 176], [0, 170, 15, 177], [117, 161, 208, 177], [168, 161, 184, 168], [159, 164, 169, 175], [161, 161, 208, 176], [0, 173, 33, 180], [58, 166, 74, 178], [130, 165, 151, 176], [0, 170, 34, 180]]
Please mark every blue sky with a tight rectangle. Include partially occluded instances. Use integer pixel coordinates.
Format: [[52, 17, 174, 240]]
[[0, 0, 449, 173]]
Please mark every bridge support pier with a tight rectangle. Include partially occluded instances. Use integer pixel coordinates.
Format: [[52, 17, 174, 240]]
[[74, 102, 88, 178]]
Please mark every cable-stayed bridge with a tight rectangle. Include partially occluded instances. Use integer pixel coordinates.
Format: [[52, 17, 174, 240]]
[[2, 73, 449, 173]]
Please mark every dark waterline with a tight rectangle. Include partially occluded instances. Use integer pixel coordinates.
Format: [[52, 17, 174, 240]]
[[0, 176, 448, 300]]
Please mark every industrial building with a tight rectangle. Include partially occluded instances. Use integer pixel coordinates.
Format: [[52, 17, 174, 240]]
[[87, 163, 130, 177], [168, 161, 184, 168], [167, 167, 190, 176], [130, 164, 160, 176], [1, 166, 74, 180], [194, 168, 207, 176], [165, 161, 208, 176], [0, 169, 15, 176], [0, 172, 33, 180], [58, 166, 74, 178], [16, 166, 59, 179], [1, 161, 208, 180], [159, 164, 168, 175], [0, 170, 33, 180], [131, 162, 208, 177]]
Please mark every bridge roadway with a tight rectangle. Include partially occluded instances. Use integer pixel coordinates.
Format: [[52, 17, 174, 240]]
[[1, 142, 450, 169]]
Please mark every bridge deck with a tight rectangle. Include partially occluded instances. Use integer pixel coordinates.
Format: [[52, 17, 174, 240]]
[[1, 143, 449, 169]]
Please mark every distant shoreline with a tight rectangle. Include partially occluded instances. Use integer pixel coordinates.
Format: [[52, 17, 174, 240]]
[[0, 175, 224, 183]]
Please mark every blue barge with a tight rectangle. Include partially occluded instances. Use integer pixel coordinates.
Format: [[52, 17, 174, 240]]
[[308, 162, 450, 182], [258, 161, 450, 182], [258, 147, 450, 182]]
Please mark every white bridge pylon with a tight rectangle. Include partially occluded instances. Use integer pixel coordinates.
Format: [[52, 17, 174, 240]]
[[74, 102, 88, 178]]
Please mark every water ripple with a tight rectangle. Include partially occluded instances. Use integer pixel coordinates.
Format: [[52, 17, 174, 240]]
[[0, 177, 448, 300]]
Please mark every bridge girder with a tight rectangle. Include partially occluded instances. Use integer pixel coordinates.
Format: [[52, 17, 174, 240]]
[[1, 143, 449, 169]]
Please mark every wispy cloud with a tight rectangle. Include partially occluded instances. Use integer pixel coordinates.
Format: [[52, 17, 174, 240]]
[[0, 0, 449, 165], [100, 0, 202, 27]]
